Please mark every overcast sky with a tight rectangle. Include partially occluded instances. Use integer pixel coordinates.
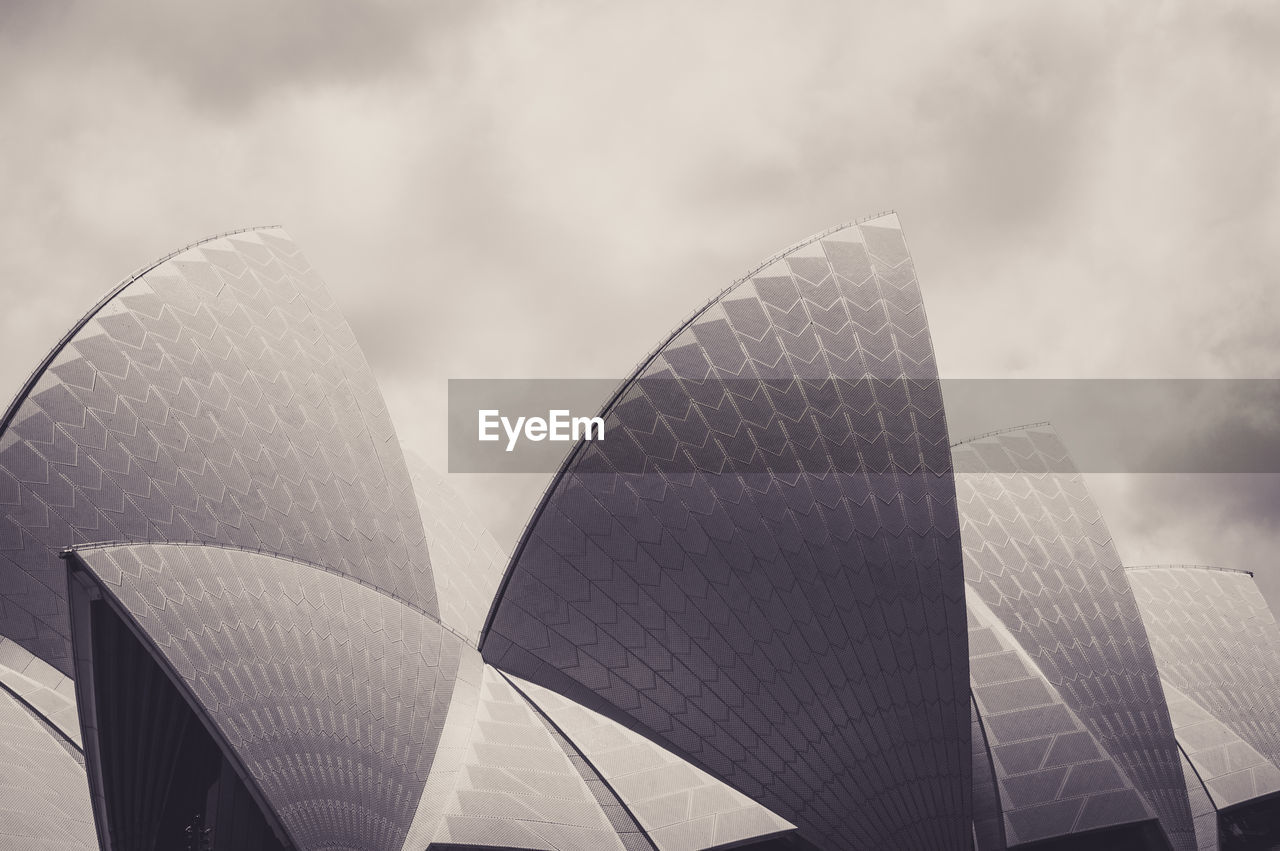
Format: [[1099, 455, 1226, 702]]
[[2, 1, 1278, 606]]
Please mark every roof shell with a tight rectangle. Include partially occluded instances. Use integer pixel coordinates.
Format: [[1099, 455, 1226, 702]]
[[1128, 565, 1280, 776], [69, 541, 462, 851], [954, 424, 1195, 850], [0, 684, 96, 850], [0, 228, 434, 673], [483, 214, 973, 848]]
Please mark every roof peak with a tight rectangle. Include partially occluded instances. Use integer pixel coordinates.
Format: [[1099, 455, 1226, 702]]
[[0, 225, 285, 441], [950, 421, 1054, 448], [1126, 563, 1254, 578]]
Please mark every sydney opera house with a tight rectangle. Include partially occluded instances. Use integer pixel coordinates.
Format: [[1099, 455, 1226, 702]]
[[0, 216, 1276, 851]]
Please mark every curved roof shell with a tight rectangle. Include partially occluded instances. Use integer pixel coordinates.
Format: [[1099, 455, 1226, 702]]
[[967, 587, 1155, 847], [953, 425, 1195, 850], [68, 542, 462, 851], [0, 683, 96, 850], [416, 663, 643, 851], [0, 228, 435, 674], [1128, 565, 1280, 810], [0, 632, 79, 744], [511, 673, 796, 850], [482, 213, 972, 849]]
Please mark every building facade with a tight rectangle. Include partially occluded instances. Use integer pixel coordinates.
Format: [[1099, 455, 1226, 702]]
[[0, 220, 1274, 851], [1127, 565, 1280, 850], [954, 425, 1194, 850]]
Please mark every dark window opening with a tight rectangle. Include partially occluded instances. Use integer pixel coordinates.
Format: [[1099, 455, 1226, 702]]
[[1012, 820, 1169, 851], [1220, 793, 1280, 851], [89, 599, 289, 851]]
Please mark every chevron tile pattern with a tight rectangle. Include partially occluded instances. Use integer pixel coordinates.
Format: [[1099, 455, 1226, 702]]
[[511, 673, 795, 851], [401, 643, 488, 851], [483, 214, 971, 849], [16, 220, 1276, 850], [71, 543, 461, 851], [401, 651, 664, 851], [1163, 682, 1280, 810], [534, 704, 658, 851], [0, 227, 434, 675], [0, 682, 95, 850], [403, 450, 508, 648], [954, 425, 1195, 850], [426, 665, 632, 851], [0, 633, 79, 745], [1127, 564, 1280, 837], [1127, 566, 1280, 770], [967, 589, 1154, 847]]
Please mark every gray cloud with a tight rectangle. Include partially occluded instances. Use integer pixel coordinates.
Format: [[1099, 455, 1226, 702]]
[[1091, 472, 1280, 612], [1, 0, 488, 112]]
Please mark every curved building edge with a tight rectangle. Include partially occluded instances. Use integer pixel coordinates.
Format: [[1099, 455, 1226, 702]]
[[481, 212, 971, 848], [956, 423, 1195, 850], [1126, 564, 1255, 578], [0, 225, 437, 674], [478, 211, 909, 650], [0, 226, 283, 440]]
